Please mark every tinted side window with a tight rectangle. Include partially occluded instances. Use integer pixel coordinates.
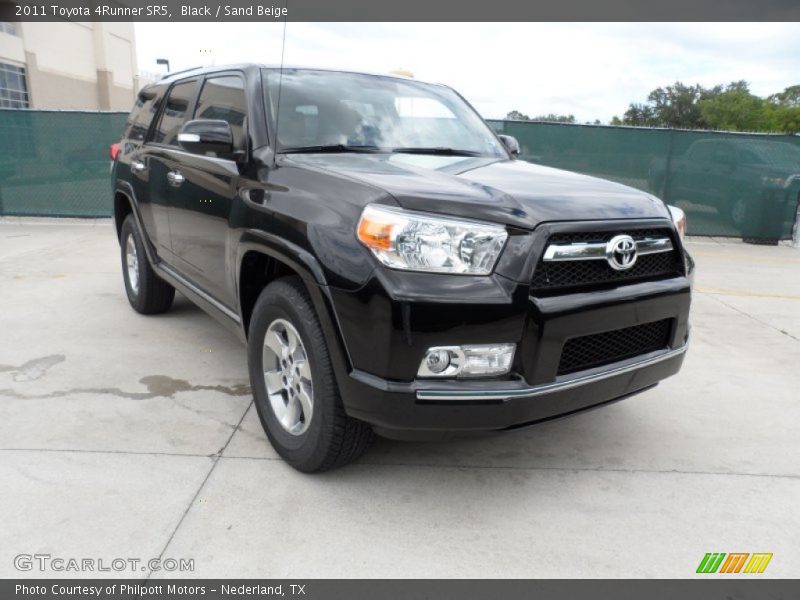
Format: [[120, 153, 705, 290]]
[[195, 75, 247, 151], [123, 87, 162, 142], [153, 79, 199, 146]]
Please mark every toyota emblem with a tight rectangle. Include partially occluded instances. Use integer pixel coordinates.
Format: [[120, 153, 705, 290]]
[[606, 235, 638, 270]]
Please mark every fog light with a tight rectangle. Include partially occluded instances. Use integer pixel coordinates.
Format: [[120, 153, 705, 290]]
[[425, 349, 451, 374], [418, 344, 515, 378]]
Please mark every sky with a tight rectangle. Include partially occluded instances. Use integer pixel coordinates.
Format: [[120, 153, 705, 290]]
[[134, 22, 800, 123]]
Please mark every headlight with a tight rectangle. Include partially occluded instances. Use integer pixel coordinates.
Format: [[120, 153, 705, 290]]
[[357, 204, 508, 275], [668, 205, 687, 241]]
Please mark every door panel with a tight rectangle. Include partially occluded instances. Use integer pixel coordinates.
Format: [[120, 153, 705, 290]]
[[145, 78, 200, 263], [166, 151, 241, 308], [166, 74, 250, 310], [138, 148, 175, 256]]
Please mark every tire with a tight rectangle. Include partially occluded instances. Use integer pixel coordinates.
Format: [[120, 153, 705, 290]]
[[120, 214, 175, 314], [247, 276, 374, 472]]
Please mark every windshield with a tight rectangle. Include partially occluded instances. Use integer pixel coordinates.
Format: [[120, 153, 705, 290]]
[[263, 69, 506, 157]]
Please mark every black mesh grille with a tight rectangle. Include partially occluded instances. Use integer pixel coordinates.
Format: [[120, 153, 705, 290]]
[[557, 319, 673, 376], [532, 229, 683, 291]]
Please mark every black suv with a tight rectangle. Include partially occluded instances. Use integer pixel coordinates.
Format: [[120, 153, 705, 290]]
[[111, 65, 693, 472]]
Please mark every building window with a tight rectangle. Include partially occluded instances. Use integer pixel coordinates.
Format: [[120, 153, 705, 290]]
[[0, 22, 18, 36], [0, 63, 30, 109]]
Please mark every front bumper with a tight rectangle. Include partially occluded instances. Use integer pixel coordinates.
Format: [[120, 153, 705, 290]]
[[341, 341, 686, 440], [327, 218, 693, 439], [330, 275, 691, 439], [413, 342, 687, 402]]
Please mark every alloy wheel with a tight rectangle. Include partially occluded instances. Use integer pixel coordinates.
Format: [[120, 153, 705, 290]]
[[126, 234, 139, 295], [262, 318, 314, 435]]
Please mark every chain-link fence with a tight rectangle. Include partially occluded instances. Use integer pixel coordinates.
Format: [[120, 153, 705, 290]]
[[0, 109, 127, 217], [489, 120, 800, 241], [1, 109, 798, 241]]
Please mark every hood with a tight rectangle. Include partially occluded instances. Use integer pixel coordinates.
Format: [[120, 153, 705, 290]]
[[285, 153, 671, 229]]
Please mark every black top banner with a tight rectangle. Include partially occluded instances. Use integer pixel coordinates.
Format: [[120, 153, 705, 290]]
[[1, 0, 799, 21]]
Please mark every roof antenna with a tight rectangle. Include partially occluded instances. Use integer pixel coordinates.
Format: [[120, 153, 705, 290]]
[[273, 1, 289, 160]]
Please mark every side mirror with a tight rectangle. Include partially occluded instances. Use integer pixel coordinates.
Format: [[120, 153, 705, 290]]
[[177, 119, 234, 157], [498, 134, 520, 157]]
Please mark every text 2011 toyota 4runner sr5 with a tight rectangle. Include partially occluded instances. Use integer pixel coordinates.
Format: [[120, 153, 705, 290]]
[[111, 65, 692, 472]]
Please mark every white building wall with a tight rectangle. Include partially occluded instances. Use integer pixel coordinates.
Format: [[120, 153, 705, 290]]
[[0, 28, 25, 65], [0, 21, 140, 109]]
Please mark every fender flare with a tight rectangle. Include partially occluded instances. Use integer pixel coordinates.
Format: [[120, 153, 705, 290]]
[[114, 181, 159, 267], [235, 230, 355, 377]]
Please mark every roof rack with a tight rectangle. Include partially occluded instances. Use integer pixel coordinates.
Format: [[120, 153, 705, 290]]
[[159, 66, 204, 80]]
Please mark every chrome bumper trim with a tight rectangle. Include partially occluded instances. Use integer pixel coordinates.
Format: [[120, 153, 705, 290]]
[[415, 341, 688, 401]]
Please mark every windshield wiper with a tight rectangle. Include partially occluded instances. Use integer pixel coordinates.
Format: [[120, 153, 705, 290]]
[[280, 144, 382, 154], [390, 147, 482, 157]]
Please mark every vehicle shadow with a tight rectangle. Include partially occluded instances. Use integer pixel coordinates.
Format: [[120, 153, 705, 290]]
[[351, 390, 668, 476]]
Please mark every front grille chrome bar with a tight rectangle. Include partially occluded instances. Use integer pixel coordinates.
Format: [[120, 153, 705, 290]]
[[543, 237, 673, 262]]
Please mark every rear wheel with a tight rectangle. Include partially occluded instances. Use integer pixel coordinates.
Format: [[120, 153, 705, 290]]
[[120, 214, 175, 314], [247, 276, 374, 472]]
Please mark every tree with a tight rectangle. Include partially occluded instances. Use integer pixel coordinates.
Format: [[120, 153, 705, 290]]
[[505, 110, 530, 121], [771, 106, 800, 134], [619, 81, 723, 128], [765, 85, 800, 134], [768, 85, 800, 108], [698, 81, 768, 131], [504, 111, 576, 123], [531, 113, 576, 123], [622, 103, 657, 127], [647, 82, 718, 128]]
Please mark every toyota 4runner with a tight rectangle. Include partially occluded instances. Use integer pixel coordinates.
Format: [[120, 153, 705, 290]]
[[111, 65, 693, 472]]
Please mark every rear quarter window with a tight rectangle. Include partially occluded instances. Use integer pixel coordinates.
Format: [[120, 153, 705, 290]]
[[153, 79, 200, 146], [122, 86, 164, 142]]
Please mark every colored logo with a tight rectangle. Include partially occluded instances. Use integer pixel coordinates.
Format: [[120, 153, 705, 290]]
[[696, 553, 773, 574]]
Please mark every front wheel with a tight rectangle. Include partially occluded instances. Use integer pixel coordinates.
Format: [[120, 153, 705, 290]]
[[247, 277, 374, 472]]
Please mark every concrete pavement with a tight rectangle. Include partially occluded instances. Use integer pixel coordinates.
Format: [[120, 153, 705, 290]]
[[1, 220, 798, 578]]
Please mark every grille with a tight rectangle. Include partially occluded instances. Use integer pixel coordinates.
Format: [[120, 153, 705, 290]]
[[532, 229, 683, 291], [557, 319, 673, 376]]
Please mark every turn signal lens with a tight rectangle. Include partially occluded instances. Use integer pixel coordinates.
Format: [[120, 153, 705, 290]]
[[357, 215, 394, 251], [668, 205, 687, 241]]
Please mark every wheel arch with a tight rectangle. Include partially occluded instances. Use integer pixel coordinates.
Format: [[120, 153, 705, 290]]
[[236, 233, 354, 379], [113, 190, 134, 241]]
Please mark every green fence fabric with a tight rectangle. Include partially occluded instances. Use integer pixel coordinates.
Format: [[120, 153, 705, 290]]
[[0, 110, 127, 217], [489, 120, 800, 240], [0, 110, 798, 240]]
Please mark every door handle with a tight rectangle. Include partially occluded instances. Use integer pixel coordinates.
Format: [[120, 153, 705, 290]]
[[166, 170, 185, 187], [131, 160, 146, 173], [240, 188, 268, 205]]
